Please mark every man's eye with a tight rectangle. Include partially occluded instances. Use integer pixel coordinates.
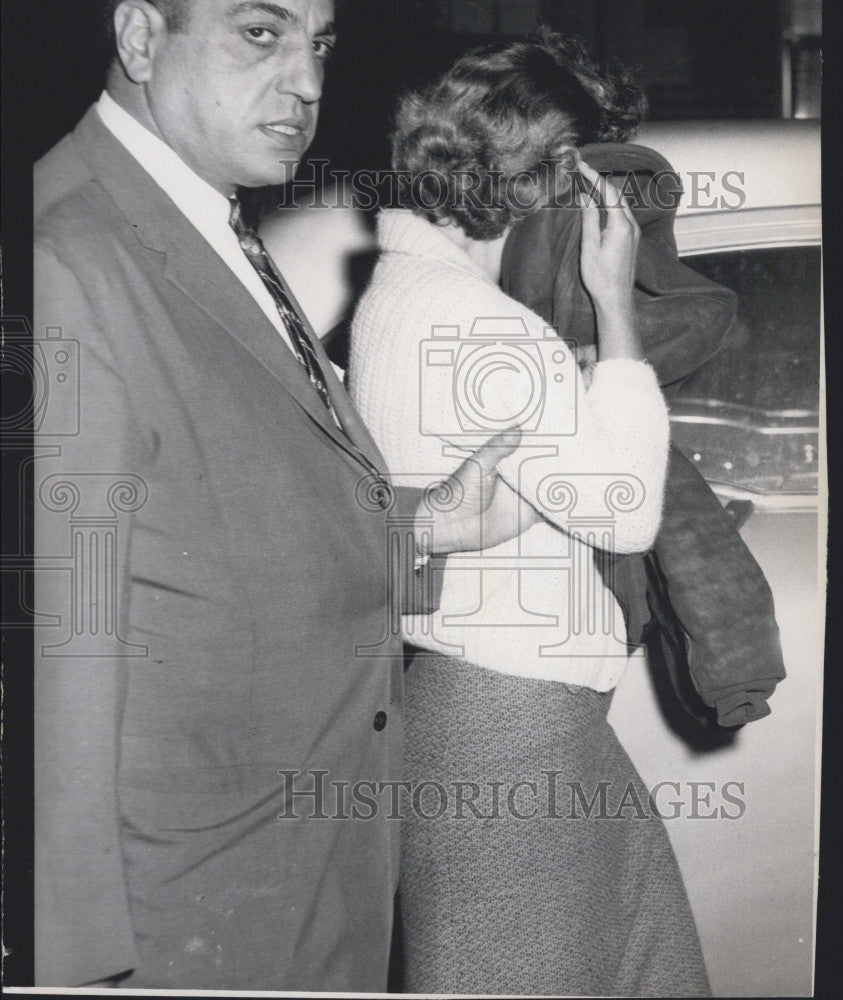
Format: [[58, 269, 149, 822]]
[[312, 38, 335, 59], [244, 26, 277, 45]]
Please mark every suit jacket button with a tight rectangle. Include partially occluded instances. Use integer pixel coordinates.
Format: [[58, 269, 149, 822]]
[[373, 711, 387, 731]]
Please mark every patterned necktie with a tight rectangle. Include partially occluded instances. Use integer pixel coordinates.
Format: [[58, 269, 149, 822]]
[[229, 197, 337, 419], [229, 197, 393, 505]]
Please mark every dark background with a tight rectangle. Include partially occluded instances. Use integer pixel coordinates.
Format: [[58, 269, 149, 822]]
[[1, 0, 832, 991], [30, 0, 821, 167]]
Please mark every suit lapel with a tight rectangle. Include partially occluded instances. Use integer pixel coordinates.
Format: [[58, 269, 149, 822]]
[[270, 264, 390, 470], [161, 238, 353, 451], [71, 106, 385, 472]]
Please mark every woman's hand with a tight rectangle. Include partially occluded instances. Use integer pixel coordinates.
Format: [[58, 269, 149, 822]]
[[576, 159, 643, 360]]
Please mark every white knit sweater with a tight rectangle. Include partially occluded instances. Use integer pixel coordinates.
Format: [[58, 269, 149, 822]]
[[349, 209, 670, 690]]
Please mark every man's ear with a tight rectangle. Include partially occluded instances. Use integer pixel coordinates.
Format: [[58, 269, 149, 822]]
[[112, 1, 168, 84]]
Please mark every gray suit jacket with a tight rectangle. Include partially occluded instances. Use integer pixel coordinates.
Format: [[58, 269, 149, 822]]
[[34, 107, 432, 990]]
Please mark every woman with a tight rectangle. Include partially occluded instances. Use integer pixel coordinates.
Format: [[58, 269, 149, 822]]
[[349, 32, 710, 997]]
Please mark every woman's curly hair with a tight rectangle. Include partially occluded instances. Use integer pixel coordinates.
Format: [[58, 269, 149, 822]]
[[392, 29, 647, 240]]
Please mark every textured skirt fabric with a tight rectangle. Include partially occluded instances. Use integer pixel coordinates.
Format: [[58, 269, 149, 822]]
[[399, 653, 711, 997]]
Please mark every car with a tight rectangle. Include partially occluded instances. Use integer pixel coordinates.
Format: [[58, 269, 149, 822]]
[[261, 117, 823, 997], [610, 118, 822, 998]]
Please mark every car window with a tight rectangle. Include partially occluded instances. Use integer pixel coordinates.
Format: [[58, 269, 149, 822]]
[[669, 245, 821, 496]]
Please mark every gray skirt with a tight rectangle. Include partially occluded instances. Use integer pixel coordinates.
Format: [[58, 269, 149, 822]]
[[399, 653, 711, 997]]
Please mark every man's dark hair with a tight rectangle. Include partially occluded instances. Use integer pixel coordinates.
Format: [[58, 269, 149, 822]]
[[392, 29, 647, 240], [103, 0, 192, 40]]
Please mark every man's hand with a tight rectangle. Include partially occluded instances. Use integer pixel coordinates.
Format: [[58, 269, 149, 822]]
[[418, 429, 542, 554]]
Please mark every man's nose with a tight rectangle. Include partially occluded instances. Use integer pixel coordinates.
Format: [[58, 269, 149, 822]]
[[276, 43, 323, 104]]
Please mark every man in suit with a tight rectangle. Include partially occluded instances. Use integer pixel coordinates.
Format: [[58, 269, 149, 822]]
[[34, 0, 528, 988]]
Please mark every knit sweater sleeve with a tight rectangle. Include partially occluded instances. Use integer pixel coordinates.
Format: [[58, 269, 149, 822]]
[[519, 356, 670, 553]]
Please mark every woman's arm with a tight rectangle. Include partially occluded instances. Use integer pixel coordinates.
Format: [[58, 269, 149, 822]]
[[577, 159, 644, 363], [491, 164, 669, 552]]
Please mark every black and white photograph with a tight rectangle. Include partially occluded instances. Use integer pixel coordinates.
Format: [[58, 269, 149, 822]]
[[0, 1, 827, 997]]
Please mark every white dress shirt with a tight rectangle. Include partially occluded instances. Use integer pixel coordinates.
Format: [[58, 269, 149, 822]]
[[96, 91, 296, 354]]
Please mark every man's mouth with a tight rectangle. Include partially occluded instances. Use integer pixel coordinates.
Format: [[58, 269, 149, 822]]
[[264, 123, 301, 136], [259, 121, 309, 146]]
